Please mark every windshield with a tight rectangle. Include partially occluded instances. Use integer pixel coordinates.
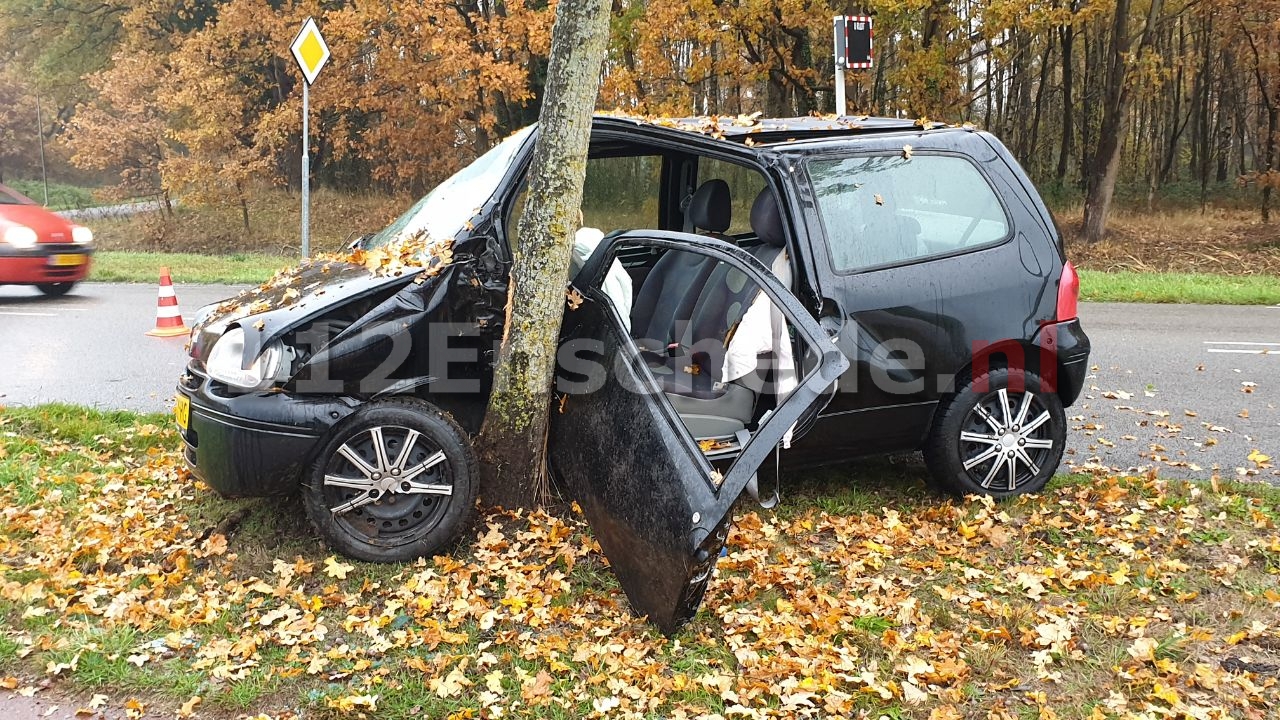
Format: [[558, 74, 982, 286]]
[[368, 126, 534, 248], [0, 185, 32, 205]]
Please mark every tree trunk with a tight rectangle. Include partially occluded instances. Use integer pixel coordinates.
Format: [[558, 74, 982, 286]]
[[474, 0, 612, 509], [1054, 22, 1075, 181], [1027, 33, 1055, 173], [1264, 104, 1277, 224], [235, 179, 250, 235], [1082, 0, 1164, 243]]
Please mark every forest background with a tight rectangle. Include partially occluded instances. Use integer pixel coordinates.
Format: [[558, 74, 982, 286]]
[[0, 0, 1277, 278]]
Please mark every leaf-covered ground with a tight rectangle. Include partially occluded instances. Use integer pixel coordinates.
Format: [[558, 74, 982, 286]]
[[1, 406, 1277, 720]]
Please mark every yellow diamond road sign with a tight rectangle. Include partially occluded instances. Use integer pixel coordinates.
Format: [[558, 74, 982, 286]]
[[291, 17, 329, 85]]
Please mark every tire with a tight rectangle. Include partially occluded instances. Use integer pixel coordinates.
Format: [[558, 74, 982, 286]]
[[302, 398, 477, 563], [923, 367, 1066, 498], [37, 282, 75, 297]]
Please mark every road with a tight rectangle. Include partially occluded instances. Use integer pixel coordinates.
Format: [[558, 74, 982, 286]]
[[0, 282, 246, 414], [1, 283, 1276, 482], [1064, 302, 1278, 483]]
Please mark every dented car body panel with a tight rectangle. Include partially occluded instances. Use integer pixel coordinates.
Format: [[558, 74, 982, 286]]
[[177, 114, 1088, 632]]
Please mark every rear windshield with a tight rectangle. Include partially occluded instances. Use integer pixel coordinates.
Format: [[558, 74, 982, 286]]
[[807, 154, 1010, 272]]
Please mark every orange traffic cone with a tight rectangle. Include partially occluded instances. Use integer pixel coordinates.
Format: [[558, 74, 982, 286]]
[[146, 266, 190, 337]]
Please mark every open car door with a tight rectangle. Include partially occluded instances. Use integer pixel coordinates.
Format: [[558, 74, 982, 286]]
[[548, 231, 849, 634]]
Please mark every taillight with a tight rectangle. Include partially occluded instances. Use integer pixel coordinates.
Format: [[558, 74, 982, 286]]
[[1056, 261, 1079, 321]]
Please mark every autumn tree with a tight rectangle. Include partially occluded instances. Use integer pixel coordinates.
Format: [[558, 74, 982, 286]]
[[1081, 0, 1165, 243], [476, 0, 613, 507], [0, 73, 36, 184], [8, 0, 1279, 243]]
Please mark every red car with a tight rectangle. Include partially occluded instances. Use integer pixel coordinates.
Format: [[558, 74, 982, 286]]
[[0, 183, 94, 296]]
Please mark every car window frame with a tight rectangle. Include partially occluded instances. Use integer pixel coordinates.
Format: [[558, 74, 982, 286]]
[[692, 155, 772, 237], [568, 230, 847, 497], [802, 149, 1016, 277]]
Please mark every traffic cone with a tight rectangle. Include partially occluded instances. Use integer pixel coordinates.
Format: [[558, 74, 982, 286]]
[[146, 266, 190, 337]]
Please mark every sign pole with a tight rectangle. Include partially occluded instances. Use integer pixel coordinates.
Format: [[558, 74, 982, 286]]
[[833, 17, 846, 117], [301, 80, 310, 259], [290, 16, 328, 260], [35, 92, 49, 207], [834, 15, 873, 118]]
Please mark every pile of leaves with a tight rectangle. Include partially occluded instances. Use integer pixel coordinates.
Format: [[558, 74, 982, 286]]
[[200, 231, 456, 330], [0, 409, 1278, 719]]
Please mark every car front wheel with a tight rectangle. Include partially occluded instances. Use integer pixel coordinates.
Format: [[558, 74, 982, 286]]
[[37, 282, 75, 297], [302, 398, 477, 562], [923, 368, 1066, 498]]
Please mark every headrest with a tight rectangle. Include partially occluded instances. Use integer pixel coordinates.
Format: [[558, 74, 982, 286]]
[[749, 188, 786, 248], [688, 179, 731, 233]]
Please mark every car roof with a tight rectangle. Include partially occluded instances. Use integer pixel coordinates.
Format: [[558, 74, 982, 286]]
[[593, 113, 951, 148]]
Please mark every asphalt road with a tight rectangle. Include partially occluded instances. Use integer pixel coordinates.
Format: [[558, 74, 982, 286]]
[[1064, 302, 1278, 483], [0, 282, 247, 414], [1, 283, 1276, 482]]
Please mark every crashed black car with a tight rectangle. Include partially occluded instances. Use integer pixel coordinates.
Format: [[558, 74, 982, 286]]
[[176, 115, 1089, 632]]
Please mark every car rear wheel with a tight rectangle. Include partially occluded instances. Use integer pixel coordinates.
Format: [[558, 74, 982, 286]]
[[37, 282, 75, 297], [923, 368, 1065, 498], [302, 398, 477, 562]]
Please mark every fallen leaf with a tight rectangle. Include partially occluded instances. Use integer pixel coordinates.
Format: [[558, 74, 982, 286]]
[[323, 556, 355, 580], [177, 696, 202, 718]]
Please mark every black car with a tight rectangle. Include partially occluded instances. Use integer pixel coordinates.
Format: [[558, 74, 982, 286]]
[[176, 115, 1088, 632]]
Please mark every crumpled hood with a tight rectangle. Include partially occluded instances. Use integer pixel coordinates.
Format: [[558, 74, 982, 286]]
[[190, 259, 425, 367]]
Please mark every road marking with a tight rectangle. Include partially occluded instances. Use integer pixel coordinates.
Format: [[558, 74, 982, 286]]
[[1204, 341, 1280, 346], [0, 310, 57, 317], [1203, 341, 1279, 357]]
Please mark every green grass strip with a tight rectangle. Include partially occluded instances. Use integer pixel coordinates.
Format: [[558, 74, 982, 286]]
[[1079, 269, 1280, 305], [89, 251, 289, 285]]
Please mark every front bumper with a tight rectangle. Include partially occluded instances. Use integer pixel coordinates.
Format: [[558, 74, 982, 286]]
[[0, 245, 93, 284], [1033, 318, 1091, 406], [177, 365, 360, 497]]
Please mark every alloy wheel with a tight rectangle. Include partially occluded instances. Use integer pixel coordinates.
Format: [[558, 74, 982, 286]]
[[322, 425, 454, 542], [957, 387, 1057, 492]]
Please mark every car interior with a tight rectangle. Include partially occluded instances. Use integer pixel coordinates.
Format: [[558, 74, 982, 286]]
[[511, 139, 810, 457]]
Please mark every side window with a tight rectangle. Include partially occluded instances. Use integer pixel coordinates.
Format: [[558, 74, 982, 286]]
[[581, 155, 663, 231], [505, 154, 662, 242], [807, 154, 1010, 272], [697, 157, 767, 236]]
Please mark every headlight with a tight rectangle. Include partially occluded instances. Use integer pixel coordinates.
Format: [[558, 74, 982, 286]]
[[72, 226, 93, 245], [205, 326, 289, 390], [3, 226, 38, 249]]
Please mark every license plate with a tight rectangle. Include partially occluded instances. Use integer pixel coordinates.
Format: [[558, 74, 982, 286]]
[[48, 254, 85, 267], [174, 394, 191, 430]]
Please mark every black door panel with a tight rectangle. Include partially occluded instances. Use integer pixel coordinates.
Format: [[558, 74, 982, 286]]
[[549, 232, 848, 634]]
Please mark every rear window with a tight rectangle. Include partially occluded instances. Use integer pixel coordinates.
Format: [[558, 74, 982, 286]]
[[807, 154, 1010, 272]]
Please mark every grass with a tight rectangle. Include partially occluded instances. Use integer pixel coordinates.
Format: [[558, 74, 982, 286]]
[[1079, 269, 1280, 305], [87, 187, 404, 256], [0, 405, 1277, 719], [90, 251, 290, 285]]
